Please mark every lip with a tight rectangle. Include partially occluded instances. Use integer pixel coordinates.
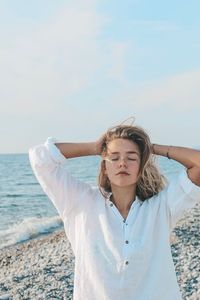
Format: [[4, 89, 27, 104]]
[[116, 171, 130, 175]]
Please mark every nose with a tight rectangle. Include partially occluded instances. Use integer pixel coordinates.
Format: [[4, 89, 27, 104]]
[[119, 157, 127, 167]]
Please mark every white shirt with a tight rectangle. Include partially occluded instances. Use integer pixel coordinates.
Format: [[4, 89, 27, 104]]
[[29, 137, 200, 300]]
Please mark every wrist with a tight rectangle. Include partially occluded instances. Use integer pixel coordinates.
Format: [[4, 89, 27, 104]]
[[151, 143, 156, 154], [166, 146, 171, 159], [151, 143, 171, 159]]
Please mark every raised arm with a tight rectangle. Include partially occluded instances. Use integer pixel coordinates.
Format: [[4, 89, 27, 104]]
[[29, 135, 106, 220], [55, 142, 97, 158], [152, 144, 200, 186], [55, 134, 105, 158]]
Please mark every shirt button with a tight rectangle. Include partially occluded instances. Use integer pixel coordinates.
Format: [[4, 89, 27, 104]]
[[123, 219, 126, 223], [125, 261, 129, 265], [125, 240, 129, 244], [110, 203, 113, 207]]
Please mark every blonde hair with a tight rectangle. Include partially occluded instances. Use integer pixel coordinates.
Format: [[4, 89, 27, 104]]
[[98, 124, 166, 201]]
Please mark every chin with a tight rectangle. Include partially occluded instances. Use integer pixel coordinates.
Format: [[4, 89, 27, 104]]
[[112, 181, 136, 188]]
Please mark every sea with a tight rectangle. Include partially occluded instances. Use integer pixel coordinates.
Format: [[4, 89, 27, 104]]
[[0, 153, 183, 249]]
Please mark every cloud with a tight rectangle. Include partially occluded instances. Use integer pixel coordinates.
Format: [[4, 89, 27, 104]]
[[138, 70, 200, 110], [0, 2, 109, 116], [106, 42, 130, 84], [0, 1, 135, 152], [110, 69, 200, 112], [103, 69, 200, 146]]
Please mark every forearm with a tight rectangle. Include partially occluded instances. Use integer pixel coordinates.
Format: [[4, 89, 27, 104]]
[[152, 144, 200, 169], [55, 142, 98, 158]]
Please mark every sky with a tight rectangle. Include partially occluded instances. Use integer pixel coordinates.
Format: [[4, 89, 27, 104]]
[[0, 0, 200, 153]]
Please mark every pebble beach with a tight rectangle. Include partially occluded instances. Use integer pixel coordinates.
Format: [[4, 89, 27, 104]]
[[0, 203, 199, 300]]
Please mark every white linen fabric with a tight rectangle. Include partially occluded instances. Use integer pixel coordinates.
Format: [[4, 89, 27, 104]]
[[29, 137, 200, 300]]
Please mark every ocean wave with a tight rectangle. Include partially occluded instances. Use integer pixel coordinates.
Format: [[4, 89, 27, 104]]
[[0, 216, 63, 249], [16, 182, 39, 186], [3, 193, 45, 198]]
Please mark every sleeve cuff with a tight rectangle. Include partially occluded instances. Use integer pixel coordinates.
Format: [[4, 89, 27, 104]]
[[44, 137, 67, 164]]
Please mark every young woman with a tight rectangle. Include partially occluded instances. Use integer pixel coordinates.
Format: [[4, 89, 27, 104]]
[[29, 124, 200, 300]]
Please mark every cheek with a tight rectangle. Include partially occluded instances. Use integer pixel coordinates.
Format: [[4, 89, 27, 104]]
[[135, 163, 142, 178], [130, 162, 141, 176], [136, 162, 141, 172]]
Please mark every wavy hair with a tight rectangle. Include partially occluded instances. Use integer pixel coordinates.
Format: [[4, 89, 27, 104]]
[[98, 124, 166, 201]]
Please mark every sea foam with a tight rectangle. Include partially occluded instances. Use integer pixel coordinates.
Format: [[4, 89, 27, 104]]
[[0, 215, 63, 249]]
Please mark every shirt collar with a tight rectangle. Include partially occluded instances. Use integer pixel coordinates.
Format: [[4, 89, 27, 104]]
[[105, 190, 143, 206]]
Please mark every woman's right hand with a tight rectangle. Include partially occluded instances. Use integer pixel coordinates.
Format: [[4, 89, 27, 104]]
[[94, 133, 106, 155]]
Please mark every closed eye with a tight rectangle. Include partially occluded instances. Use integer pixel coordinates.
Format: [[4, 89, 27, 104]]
[[110, 157, 137, 161]]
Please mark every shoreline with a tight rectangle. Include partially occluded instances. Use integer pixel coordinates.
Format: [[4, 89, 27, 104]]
[[0, 203, 199, 300]]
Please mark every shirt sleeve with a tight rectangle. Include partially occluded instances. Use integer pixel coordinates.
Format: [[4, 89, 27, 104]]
[[29, 137, 94, 221], [162, 168, 200, 231]]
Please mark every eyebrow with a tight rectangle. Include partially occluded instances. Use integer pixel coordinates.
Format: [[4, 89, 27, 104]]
[[110, 151, 140, 156]]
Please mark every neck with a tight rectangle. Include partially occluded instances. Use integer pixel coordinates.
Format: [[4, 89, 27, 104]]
[[110, 184, 136, 214]]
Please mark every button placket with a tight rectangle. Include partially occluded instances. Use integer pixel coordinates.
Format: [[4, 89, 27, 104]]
[[122, 216, 131, 267], [109, 201, 126, 223]]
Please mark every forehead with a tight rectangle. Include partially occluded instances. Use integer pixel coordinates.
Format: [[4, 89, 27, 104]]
[[107, 138, 140, 153]]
